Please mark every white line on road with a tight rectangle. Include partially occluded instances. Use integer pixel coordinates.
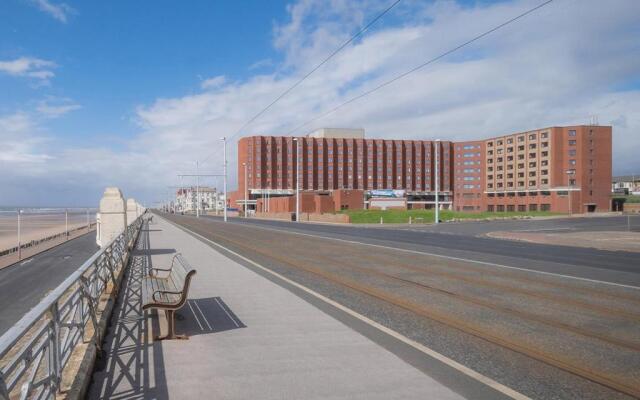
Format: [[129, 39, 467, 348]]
[[229, 220, 640, 291], [162, 215, 532, 400]]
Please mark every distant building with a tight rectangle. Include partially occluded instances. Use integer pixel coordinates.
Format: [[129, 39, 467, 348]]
[[232, 125, 612, 214], [175, 186, 220, 212], [612, 175, 640, 195]]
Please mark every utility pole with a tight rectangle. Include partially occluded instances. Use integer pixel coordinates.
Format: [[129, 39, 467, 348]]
[[196, 161, 200, 218], [17, 209, 21, 261], [243, 162, 248, 218], [222, 137, 228, 222], [434, 139, 440, 224], [65, 209, 69, 240], [293, 138, 300, 222], [567, 170, 576, 216]]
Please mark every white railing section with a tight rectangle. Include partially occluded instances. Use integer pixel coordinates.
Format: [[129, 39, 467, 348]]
[[0, 215, 145, 400]]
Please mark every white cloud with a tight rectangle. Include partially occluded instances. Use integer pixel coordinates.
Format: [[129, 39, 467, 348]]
[[36, 97, 82, 118], [29, 0, 75, 23], [2, 0, 640, 207], [201, 75, 227, 90], [0, 57, 57, 85], [0, 113, 52, 164]]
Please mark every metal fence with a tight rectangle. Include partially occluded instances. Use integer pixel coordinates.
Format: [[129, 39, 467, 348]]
[[0, 216, 144, 400]]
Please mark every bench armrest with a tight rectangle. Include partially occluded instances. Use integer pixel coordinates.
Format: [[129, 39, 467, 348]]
[[149, 267, 171, 277], [152, 290, 183, 302]]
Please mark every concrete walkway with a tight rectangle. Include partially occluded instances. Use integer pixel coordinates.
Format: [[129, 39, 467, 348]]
[[88, 216, 464, 399]]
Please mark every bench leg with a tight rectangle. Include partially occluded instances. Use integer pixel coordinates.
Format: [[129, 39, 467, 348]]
[[155, 310, 188, 341]]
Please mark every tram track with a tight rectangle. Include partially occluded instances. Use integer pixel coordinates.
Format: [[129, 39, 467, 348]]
[[165, 214, 640, 399]]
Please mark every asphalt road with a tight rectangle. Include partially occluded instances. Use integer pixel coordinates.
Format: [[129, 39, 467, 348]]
[[159, 212, 640, 400], [198, 214, 640, 287], [0, 232, 99, 335], [392, 215, 640, 236]]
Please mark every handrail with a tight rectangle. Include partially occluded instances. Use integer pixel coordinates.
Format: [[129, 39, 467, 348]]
[[0, 214, 145, 400]]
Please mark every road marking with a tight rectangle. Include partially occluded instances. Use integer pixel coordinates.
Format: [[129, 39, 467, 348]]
[[161, 215, 532, 400], [20, 258, 33, 265], [513, 228, 574, 232], [228, 220, 640, 291]]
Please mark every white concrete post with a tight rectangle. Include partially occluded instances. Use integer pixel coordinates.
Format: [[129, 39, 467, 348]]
[[126, 198, 138, 225], [97, 187, 127, 247]]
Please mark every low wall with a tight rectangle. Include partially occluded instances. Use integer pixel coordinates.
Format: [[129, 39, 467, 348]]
[[306, 213, 350, 223], [625, 203, 640, 213], [254, 212, 293, 221], [254, 212, 350, 223]]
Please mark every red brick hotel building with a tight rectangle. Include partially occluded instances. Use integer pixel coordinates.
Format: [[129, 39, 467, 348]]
[[234, 126, 611, 214]]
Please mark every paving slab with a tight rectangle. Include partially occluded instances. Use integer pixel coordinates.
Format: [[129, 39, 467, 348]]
[[87, 217, 465, 400]]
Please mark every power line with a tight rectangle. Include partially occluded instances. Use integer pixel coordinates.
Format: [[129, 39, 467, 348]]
[[200, 0, 402, 164], [284, 0, 554, 136]]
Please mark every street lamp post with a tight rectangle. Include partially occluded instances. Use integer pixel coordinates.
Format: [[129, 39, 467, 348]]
[[434, 139, 441, 224], [243, 162, 248, 218], [17, 209, 21, 261], [196, 161, 200, 218], [567, 169, 576, 216], [222, 137, 228, 222], [293, 138, 300, 222]]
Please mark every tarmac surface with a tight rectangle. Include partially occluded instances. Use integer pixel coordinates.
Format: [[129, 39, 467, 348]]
[[88, 217, 481, 400], [201, 214, 640, 286], [0, 232, 99, 335], [158, 212, 640, 400]]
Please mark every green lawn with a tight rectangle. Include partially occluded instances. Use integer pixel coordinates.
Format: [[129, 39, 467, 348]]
[[341, 209, 563, 224]]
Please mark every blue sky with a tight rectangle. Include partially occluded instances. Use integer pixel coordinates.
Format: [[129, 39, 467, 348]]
[[0, 0, 289, 144], [1, 0, 639, 207]]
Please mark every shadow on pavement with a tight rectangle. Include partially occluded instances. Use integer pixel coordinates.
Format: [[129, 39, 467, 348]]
[[88, 222, 169, 400], [179, 297, 246, 337]]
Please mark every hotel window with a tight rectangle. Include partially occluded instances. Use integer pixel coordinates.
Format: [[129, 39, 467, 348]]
[[529, 134, 536, 140], [507, 138, 513, 144], [569, 149, 576, 156], [518, 136, 524, 142], [569, 159, 576, 165], [497, 140, 503, 145], [541, 132, 549, 138], [569, 140, 576, 145], [569, 130, 576, 136]]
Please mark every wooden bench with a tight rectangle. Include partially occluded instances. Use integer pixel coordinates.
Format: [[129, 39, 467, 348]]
[[142, 253, 197, 340]]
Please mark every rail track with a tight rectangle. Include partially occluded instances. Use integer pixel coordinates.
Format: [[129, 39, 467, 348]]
[[167, 215, 640, 399]]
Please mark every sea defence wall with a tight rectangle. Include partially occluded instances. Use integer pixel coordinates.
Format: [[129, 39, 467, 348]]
[[96, 188, 146, 247]]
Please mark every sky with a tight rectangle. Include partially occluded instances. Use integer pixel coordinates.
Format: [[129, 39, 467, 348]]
[[0, 0, 639, 207]]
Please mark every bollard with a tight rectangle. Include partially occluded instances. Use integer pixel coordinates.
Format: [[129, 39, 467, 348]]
[[409, 216, 412, 225], [380, 216, 383, 224]]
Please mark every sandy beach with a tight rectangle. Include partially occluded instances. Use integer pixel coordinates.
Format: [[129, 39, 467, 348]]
[[0, 210, 97, 267]]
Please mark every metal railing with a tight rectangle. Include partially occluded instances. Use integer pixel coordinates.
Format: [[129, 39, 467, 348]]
[[0, 215, 145, 400]]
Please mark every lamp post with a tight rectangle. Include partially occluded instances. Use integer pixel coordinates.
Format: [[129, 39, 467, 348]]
[[243, 162, 248, 218], [293, 138, 300, 222], [17, 209, 21, 261], [434, 139, 441, 224], [222, 137, 228, 222], [196, 160, 200, 218], [567, 169, 576, 216]]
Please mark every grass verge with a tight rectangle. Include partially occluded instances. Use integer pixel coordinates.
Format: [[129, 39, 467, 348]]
[[341, 209, 563, 224]]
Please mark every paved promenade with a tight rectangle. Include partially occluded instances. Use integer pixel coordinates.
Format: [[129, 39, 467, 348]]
[[88, 216, 464, 399]]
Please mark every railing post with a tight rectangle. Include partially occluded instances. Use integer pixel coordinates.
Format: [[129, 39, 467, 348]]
[[49, 303, 62, 392], [80, 275, 102, 351], [0, 372, 9, 400]]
